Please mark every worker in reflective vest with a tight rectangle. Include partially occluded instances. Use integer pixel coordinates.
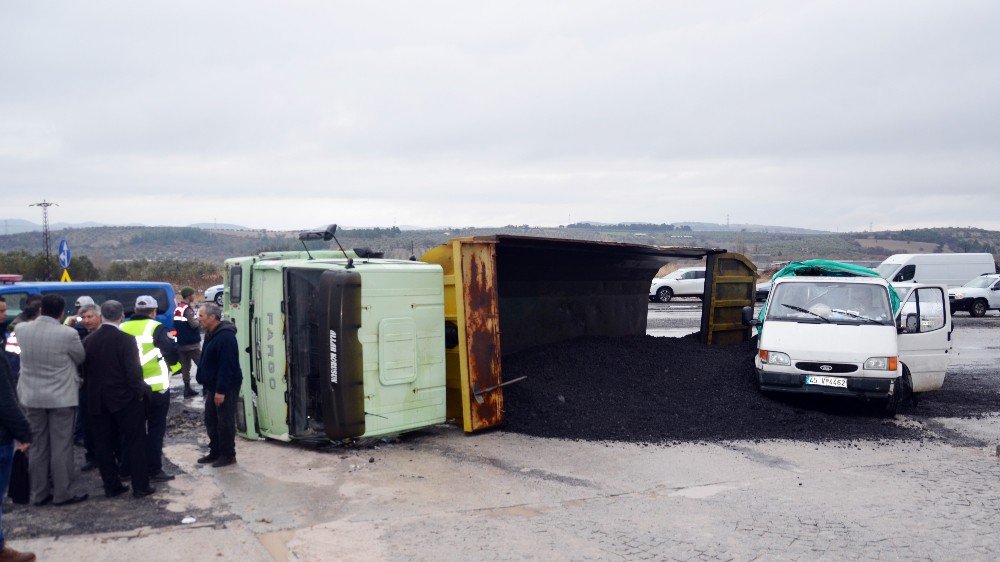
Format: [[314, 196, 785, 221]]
[[120, 295, 180, 483], [172, 287, 201, 398]]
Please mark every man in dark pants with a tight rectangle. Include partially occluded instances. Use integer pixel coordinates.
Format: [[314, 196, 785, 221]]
[[81, 300, 155, 499], [120, 296, 179, 483], [0, 348, 36, 561], [196, 303, 242, 467]]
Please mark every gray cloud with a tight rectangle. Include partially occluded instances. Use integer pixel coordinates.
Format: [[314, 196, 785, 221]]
[[2, 1, 999, 232]]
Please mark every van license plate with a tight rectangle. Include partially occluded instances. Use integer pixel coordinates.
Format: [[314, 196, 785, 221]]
[[806, 376, 847, 388]]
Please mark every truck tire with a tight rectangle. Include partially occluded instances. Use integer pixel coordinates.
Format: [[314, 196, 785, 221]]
[[656, 287, 673, 303], [970, 299, 988, 317]]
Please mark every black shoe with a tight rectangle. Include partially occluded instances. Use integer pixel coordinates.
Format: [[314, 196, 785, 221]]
[[53, 494, 89, 506], [106, 484, 130, 498], [150, 471, 175, 483], [133, 486, 156, 499], [81, 460, 96, 472], [196, 453, 219, 464], [211, 456, 236, 468], [183, 385, 198, 398], [32, 494, 53, 506]]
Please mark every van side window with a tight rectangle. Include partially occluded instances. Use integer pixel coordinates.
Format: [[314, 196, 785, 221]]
[[893, 264, 915, 282], [0, 292, 31, 318], [900, 288, 945, 333], [230, 266, 243, 304]]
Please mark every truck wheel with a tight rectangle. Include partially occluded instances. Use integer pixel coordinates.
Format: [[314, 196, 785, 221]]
[[656, 287, 673, 303], [970, 299, 987, 317]]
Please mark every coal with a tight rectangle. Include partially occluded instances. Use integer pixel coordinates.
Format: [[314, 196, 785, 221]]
[[500, 333, 997, 443]]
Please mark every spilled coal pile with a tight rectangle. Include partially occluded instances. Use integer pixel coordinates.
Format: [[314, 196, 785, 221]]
[[501, 334, 921, 443]]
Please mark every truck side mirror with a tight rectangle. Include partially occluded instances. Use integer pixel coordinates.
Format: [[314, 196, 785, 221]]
[[741, 306, 759, 327], [323, 224, 338, 241]]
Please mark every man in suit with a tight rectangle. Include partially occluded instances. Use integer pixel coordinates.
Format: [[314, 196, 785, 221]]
[[14, 294, 87, 507], [81, 300, 155, 499]]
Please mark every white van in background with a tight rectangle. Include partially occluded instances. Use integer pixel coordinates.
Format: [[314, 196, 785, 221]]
[[875, 253, 996, 288]]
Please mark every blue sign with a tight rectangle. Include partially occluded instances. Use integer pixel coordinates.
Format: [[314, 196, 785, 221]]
[[58, 239, 71, 269]]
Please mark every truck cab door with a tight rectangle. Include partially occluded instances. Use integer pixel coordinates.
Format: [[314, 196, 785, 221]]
[[896, 285, 952, 392]]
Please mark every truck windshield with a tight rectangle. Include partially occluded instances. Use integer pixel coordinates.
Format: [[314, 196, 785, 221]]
[[767, 282, 893, 325]]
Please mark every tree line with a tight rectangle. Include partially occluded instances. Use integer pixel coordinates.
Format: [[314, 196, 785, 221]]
[[0, 250, 222, 289]]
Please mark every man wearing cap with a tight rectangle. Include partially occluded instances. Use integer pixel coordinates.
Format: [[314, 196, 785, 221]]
[[172, 288, 201, 398], [120, 296, 180, 483]]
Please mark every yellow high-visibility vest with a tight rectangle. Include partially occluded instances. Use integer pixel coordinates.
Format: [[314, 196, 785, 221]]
[[120, 318, 180, 392]]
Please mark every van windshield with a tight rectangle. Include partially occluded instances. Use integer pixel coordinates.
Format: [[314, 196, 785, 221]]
[[767, 282, 893, 325], [875, 263, 900, 279]]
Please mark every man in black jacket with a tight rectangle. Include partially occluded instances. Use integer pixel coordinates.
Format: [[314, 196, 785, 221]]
[[196, 303, 242, 468], [0, 351, 35, 561], [81, 300, 155, 499]]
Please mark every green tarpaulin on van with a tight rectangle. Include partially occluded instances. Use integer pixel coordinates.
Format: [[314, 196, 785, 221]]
[[758, 259, 901, 326]]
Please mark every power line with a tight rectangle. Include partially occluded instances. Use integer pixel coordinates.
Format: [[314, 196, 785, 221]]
[[29, 199, 58, 281]]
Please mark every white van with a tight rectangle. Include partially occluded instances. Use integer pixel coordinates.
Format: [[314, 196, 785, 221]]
[[743, 276, 952, 412], [875, 253, 995, 288]]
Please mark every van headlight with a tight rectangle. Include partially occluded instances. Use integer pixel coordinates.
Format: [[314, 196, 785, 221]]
[[759, 350, 790, 366], [864, 356, 898, 371]]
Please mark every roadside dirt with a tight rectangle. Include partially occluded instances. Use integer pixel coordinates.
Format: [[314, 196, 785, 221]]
[[501, 333, 1000, 444], [5, 392, 236, 540]]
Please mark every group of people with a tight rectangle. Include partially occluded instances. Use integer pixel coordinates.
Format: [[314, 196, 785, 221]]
[[0, 287, 244, 562]]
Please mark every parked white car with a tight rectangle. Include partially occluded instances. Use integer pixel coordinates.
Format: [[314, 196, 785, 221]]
[[949, 274, 1000, 317], [649, 267, 706, 303], [204, 284, 224, 305]]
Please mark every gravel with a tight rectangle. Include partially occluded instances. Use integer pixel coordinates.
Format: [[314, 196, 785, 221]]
[[501, 333, 1000, 444]]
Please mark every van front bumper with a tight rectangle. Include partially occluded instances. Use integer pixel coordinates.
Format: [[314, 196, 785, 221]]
[[757, 369, 897, 398]]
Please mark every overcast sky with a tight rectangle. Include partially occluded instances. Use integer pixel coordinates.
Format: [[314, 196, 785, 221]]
[[2, 1, 999, 232]]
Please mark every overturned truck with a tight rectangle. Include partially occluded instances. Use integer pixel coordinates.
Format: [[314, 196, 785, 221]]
[[228, 227, 755, 442]]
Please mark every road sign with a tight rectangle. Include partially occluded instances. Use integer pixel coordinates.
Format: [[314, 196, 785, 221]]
[[58, 239, 71, 269], [60, 269, 72, 282]]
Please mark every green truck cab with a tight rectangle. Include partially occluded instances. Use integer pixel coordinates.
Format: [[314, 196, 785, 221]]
[[225, 237, 446, 443]]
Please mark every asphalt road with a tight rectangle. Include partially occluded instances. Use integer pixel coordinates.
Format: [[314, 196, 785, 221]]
[[8, 302, 1000, 560]]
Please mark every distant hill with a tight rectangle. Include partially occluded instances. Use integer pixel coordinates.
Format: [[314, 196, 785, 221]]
[[674, 222, 830, 234], [1, 223, 996, 269], [186, 223, 252, 230]]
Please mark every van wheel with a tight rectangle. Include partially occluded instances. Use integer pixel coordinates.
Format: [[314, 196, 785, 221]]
[[214, 292, 224, 306], [656, 287, 673, 303], [970, 299, 988, 317]]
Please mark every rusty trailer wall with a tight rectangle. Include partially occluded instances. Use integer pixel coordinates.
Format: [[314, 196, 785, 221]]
[[423, 235, 739, 433]]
